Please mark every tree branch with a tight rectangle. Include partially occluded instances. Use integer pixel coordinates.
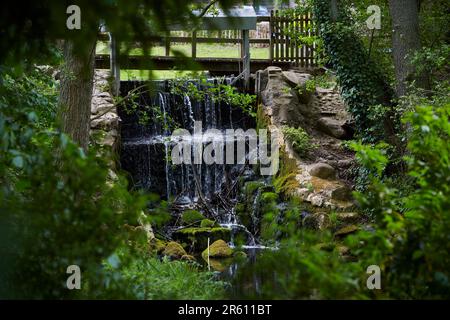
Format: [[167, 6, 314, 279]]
[[198, 0, 219, 18]]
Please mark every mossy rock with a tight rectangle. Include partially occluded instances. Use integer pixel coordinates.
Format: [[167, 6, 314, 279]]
[[173, 227, 231, 252], [233, 250, 248, 260], [149, 238, 167, 254], [200, 219, 216, 228], [334, 225, 359, 238], [181, 254, 197, 262], [202, 240, 233, 259], [181, 210, 204, 226], [316, 242, 336, 252], [206, 258, 234, 272], [162, 241, 187, 259]]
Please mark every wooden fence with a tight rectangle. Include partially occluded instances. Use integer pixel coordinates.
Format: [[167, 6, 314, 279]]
[[96, 11, 317, 72], [270, 10, 317, 67]]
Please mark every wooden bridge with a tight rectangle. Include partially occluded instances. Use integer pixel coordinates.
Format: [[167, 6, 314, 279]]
[[95, 11, 317, 76]]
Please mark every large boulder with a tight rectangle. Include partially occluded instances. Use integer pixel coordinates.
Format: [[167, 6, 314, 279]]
[[302, 212, 331, 230], [162, 241, 187, 259], [282, 71, 312, 87], [309, 163, 336, 179], [317, 117, 347, 139], [331, 185, 352, 201], [202, 239, 233, 259]]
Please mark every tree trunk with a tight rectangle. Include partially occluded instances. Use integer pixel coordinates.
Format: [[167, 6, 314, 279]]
[[388, 0, 424, 97], [58, 38, 96, 151]]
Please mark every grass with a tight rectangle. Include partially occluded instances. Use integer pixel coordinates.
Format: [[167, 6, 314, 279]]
[[96, 42, 270, 80], [121, 255, 227, 300]]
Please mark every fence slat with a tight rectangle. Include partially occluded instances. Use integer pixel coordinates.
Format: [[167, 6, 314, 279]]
[[269, 10, 316, 67]]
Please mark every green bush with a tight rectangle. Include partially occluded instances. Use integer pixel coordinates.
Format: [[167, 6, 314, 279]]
[[0, 67, 151, 299], [235, 102, 450, 299], [281, 126, 314, 157]]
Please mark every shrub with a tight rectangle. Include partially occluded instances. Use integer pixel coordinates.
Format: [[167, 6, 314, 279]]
[[281, 126, 314, 157]]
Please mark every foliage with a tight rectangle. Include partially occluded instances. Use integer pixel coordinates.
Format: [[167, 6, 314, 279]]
[[181, 209, 205, 225], [281, 126, 315, 157], [0, 1, 236, 69], [311, 0, 397, 143], [237, 100, 450, 299], [0, 69, 149, 299], [120, 254, 227, 300], [116, 85, 180, 130], [169, 77, 257, 118]]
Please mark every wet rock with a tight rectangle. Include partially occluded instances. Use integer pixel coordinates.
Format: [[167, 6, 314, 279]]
[[307, 193, 325, 207], [309, 163, 336, 179], [206, 258, 234, 272], [336, 212, 361, 224], [181, 254, 196, 262], [317, 117, 347, 139], [202, 239, 233, 259], [334, 225, 359, 238], [303, 212, 331, 230], [173, 227, 231, 252], [163, 241, 187, 259], [331, 185, 352, 201]]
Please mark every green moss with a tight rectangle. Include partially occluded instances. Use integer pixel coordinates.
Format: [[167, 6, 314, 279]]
[[256, 104, 271, 132], [181, 209, 204, 226], [162, 241, 187, 259], [201, 239, 233, 259], [273, 148, 300, 197], [173, 227, 231, 252], [200, 219, 216, 228], [149, 238, 167, 254]]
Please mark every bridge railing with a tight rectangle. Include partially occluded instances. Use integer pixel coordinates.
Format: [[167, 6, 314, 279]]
[[96, 11, 317, 73]]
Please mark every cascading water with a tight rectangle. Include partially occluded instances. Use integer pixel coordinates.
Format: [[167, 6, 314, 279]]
[[118, 78, 260, 247]]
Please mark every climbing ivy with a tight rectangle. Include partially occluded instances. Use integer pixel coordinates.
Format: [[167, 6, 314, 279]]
[[311, 0, 399, 143]]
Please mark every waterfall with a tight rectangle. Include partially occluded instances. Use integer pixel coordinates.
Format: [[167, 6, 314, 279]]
[[118, 78, 259, 246]]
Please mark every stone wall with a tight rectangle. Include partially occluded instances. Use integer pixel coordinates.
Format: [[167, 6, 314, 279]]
[[90, 71, 119, 155], [90, 70, 120, 179], [258, 66, 356, 213]]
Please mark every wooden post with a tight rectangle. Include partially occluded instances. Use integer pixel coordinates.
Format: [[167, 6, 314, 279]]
[[241, 29, 250, 90], [110, 33, 120, 96], [192, 31, 197, 59], [165, 32, 170, 56], [269, 11, 274, 62]]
